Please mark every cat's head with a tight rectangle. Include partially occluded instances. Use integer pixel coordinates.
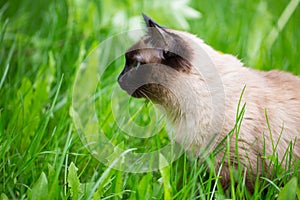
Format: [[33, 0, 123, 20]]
[[118, 14, 202, 110], [117, 14, 225, 147]]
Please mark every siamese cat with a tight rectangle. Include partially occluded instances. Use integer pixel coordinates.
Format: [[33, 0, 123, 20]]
[[118, 14, 300, 190]]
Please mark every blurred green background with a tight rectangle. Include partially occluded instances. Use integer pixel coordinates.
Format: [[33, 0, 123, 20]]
[[0, 0, 299, 199]]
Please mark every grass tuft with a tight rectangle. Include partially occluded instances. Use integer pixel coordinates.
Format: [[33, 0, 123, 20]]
[[0, 0, 299, 199]]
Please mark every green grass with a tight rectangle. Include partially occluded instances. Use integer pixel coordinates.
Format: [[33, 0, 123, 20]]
[[1, 0, 300, 199]]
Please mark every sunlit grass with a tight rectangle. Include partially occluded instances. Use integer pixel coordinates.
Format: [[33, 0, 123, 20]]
[[0, 0, 299, 199]]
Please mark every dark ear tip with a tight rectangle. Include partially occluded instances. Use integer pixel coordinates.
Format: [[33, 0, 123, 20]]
[[142, 13, 160, 28], [142, 13, 150, 22], [142, 13, 152, 27]]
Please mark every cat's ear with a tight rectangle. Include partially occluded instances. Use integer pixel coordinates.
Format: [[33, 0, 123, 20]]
[[142, 13, 162, 29], [142, 13, 169, 47]]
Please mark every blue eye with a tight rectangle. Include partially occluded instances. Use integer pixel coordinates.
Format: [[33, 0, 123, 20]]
[[136, 61, 141, 68], [133, 60, 141, 68], [163, 50, 176, 59]]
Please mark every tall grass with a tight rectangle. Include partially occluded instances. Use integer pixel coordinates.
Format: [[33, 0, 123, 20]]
[[0, 0, 299, 199]]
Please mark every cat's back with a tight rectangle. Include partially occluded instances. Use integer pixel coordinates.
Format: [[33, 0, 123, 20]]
[[240, 68, 300, 158], [257, 69, 300, 114], [218, 61, 300, 158], [263, 69, 300, 97]]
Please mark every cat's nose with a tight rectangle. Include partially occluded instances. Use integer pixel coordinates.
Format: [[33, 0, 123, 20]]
[[118, 66, 131, 91], [118, 65, 132, 83], [118, 76, 127, 92], [117, 73, 123, 83], [118, 68, 127, 84]]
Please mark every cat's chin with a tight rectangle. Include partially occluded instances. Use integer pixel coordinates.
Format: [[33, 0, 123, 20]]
[[119, 83, 154, 100], [131, 86, 155, 100], [131, 89, 145, 98]]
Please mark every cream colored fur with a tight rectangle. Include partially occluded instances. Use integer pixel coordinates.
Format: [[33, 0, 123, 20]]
[[122, 25, 300, 189], [164, 30, 300, 188]]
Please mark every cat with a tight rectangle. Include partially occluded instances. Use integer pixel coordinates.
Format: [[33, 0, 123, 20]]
[[118, 13, 300, 190]]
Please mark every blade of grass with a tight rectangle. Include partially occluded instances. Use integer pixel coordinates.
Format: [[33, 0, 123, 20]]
[[265, 0, 300, 49], [87, 148, 137, 200], [0, 38, 15, 90]]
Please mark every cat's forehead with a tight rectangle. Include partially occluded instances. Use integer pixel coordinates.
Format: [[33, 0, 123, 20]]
[[127, 36, 154, 52], [125, 36, 163, 62]]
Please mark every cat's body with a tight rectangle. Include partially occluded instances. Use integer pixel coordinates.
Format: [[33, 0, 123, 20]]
[[118, 14, 300, 190]]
